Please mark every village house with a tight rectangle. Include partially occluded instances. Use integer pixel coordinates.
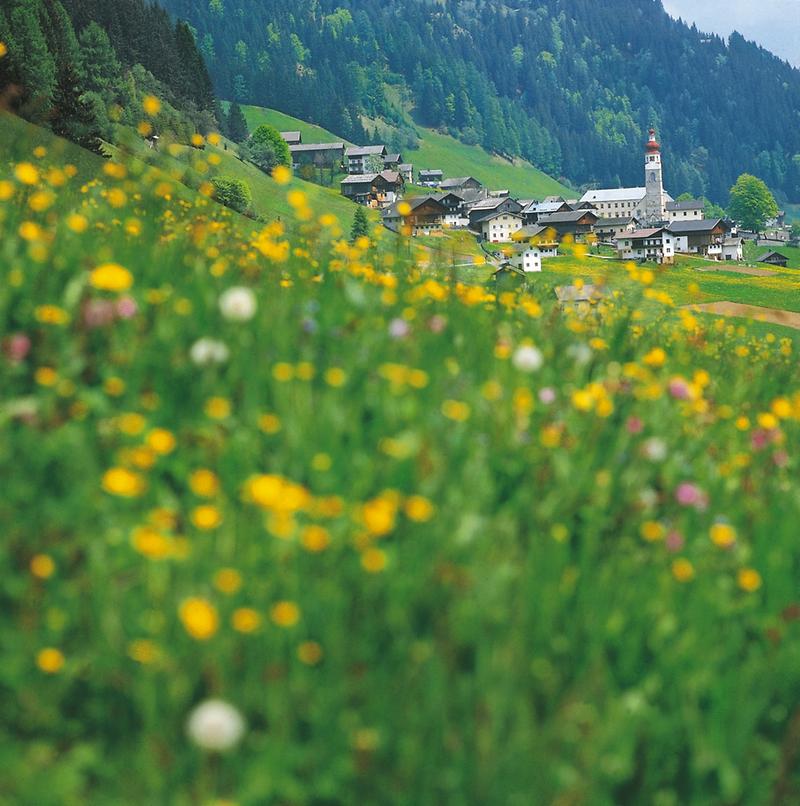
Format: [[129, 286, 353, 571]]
[[579, 187, 648, 219], [383, 153, 403, 171], [280, 131, 302, 146], [594, 216, 640, 242], [507, 245, 543, 273], [665, 199, 704, 221], [468, 197, 523, 230], [756, 250, 789, 268], [474, 209, 524, 243], [521, 199, 572, 225], [721, 237, 744, 262], [382, 196, 447, 236], [615, 227, 675, 264], [537, 210, 599, 239], [668, 219, 731, 258], [512, 224, 559, 257], [433, 192, 470, 228], [345, 145, 387, 175], [289, 142, 345, 168], [554, 284, 604, 312], [340, 171, 404, 207], [440, 176, 484, 194], [493, 263, 528, 291], [418, 169, 443, 187], [398, 163, 414, 184]]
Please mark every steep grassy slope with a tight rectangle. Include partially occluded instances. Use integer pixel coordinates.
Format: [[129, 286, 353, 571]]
[[241, 105, 572, 200]]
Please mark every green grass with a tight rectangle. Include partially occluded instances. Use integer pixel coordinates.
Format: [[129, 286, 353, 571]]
[[5, 111, 800, 804], [239, 105, 350, 146]]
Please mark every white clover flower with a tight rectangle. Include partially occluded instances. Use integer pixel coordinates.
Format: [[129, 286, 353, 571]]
[[642, 437, 667, 463], [190, 338, 229, 366], [512, 345, 543, 373], [219, 286, 257, 322], [186, 699, 245, 752]]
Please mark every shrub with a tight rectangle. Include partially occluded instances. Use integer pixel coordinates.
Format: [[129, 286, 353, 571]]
[[211, 176, 251, 213]]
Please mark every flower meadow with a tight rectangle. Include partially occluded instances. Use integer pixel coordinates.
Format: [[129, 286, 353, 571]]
[[2, 126, 800, 806]]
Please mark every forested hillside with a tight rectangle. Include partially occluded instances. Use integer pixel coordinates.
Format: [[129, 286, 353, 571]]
[[160, 0, 800, 203], [0, 0, 217, 147]]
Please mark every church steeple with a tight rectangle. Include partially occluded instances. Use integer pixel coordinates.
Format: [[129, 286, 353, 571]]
[[644, 128, 666, 224]]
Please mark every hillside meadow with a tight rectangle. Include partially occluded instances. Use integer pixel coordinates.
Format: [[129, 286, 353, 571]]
[[3, 113, 800, 805]]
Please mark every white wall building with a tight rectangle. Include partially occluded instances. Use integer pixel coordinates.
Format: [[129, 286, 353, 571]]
[[616, 227, 675, 264], [479, 212, 523, 243], [509, 247, 543, 273], [665, 200, 704, 222]]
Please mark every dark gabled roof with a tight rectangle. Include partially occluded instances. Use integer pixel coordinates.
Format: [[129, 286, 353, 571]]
[[440, 176, 482, 189], [667, 218, 728, 234], [430, 191, 465, 203], [596, 216, 640, 227], [290, 142, 345, 153], [383, 196, 446, 217], [384, 153, 402, 163], [666, 199, 704, 211], [522, 200, 570, 215], [538, 210, 598, 224], [756, 251, 788, 262], [345, 145, 387, 157], [419, 169, 443, 177], [341, 173, 379, 185], [493, 263, 526, 277], [472, 209, 523, 225]]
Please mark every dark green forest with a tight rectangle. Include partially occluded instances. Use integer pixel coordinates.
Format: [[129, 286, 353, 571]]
[[160, 0, 800, 203], [0, 0, 217, 148]]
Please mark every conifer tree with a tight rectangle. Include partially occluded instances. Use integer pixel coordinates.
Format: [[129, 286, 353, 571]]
[[350, 206, 369, 242], [227, 100, 248, 142]]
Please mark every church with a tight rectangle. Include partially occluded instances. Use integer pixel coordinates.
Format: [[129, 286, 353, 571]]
[[579, 129, 673, 224]]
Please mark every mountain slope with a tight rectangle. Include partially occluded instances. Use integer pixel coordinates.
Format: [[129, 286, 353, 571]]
[[159, 0, 800, 204], [241, 105, 572, 199]]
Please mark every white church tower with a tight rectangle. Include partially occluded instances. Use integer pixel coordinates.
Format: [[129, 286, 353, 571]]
[[644, 128, 666, 224]]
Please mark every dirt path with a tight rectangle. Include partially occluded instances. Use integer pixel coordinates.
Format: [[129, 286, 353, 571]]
[[685, 302, 800, 330], [694, 265, 777, 277]]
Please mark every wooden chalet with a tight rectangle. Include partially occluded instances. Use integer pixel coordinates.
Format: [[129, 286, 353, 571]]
[[756, 250, 789, 268], [668, 219, 731, 257], [280, 131, 302, 146], [341, 171, 404, 207], [289, 142, 345, 168], [440, 176, 483, 193], [418, 169, 443, 187], [382, 196, 447, 235], [537, 209, 599, 238], [521, 199, 572, 225]]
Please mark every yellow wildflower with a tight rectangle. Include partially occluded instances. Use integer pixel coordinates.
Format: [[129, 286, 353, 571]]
[[36, 648, 65, 674], [179, 598, 219, 640]]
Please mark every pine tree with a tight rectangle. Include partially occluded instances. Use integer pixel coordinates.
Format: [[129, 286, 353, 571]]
[[350, 205, 369, 242], [8, 2, 57, 119], [227, 100, 248, 142], [78, 21, 121, 95]]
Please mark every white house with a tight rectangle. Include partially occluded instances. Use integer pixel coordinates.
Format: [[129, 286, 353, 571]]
[[579, 187, 648, 220], [509, 246, 543, 273], [721, 237, 743, 262], [666, 200, 704, 221], [615, 227, 675, 264], [478, 211, 523, 243], [345, 145, 387, 175]]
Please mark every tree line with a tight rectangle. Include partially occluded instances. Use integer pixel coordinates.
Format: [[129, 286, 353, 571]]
[[158, 0, 800, 204]]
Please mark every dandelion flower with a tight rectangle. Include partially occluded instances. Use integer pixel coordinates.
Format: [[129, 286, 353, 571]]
[[219, 286, 257, 322], [89, 263, 133, 293], [512, 345, 543, 373], [186, 700, 245, 752]]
